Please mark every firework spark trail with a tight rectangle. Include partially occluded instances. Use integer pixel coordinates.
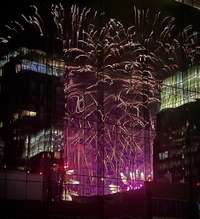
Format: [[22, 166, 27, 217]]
[[62, 6, 159, 195], [1, 2, 200, 196], [0, 5, 45, 47], [50, 3, 200, 195], [60, 4, 200, 195]]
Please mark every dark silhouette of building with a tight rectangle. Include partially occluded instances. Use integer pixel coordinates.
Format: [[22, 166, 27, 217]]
[[0, 47, 64, 172], [154, 63, 200, 185], [154, 100, 200, 184]]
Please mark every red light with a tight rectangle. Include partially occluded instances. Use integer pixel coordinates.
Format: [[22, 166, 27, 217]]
[[64, 163, 69, 170], [39, 172, 43, 175], [196, 182, 200, 187]]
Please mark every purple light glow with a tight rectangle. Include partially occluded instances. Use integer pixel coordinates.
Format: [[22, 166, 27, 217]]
[[2, 3, 200, 198], [60, 3, 199, 196], [63, 6, 160, 197]]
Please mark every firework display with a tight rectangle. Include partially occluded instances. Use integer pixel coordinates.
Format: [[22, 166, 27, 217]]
[[60, 4, 200, 197], [1, 2, 200, 198]]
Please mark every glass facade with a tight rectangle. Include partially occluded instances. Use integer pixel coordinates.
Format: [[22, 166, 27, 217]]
[[23, 129, 64, 159], [156, 64, 200, 184], [161, 65, 200, 110], [0, 47, 64, 171], [174, 0, 200, 9], [18, 59, 64, 76], [154, 101, 200, 184], [1, 47, 64, 77]]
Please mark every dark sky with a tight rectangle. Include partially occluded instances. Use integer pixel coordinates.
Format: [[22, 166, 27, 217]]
[[0, 0, 179, 25], [0, 0, 131, 24], [0, 0, 200, 55], [1, 0, 200, 25]]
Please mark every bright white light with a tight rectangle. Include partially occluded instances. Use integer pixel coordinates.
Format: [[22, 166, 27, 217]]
[[65, 169, 74, 175], [140, 171, 145, 180]]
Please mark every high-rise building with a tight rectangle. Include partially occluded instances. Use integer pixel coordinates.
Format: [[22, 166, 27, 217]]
[[1, 0, 200, 203], [0, 47, 64, 172], [154, 65, 200, 185], [174, 0, 200, 9]]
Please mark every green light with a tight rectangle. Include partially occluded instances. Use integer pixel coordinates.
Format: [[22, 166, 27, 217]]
[[161, 65, 200, 110]]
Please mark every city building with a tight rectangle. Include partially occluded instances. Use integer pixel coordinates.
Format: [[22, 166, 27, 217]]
[[1, 0, 200, 205], [174, 0, 200, 9], [0, 47, 64, 172], [154, 64, 200, 185]]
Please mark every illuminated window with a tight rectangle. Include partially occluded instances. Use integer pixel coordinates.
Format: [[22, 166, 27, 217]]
[[0, 121, 3, 128], [164, 151, 169, 159], [13, 111, 37, 121], [0, 68, 2, 77], [21, 110, 37, 117], [159, 151, 169, 160], [174, 0, 200, 9], [54, 151, 61, 159], [13, 113, 19, 121], [22, 128, 64, 158], [29, 111, 37, 117], [21, 59, 64, 76], [15, 64, 22, 73], [161, 65, 200, 110]]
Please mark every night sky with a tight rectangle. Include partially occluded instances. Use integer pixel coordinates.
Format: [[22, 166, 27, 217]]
[[1, 0, 199, 25], [0, 0, 200, 55]]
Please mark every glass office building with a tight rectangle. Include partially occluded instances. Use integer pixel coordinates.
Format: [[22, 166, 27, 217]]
[[174, 0, 200, 9], [161, 65, 200, 110], [155, 66, 200, 184], [0, 47, 64, 170]]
